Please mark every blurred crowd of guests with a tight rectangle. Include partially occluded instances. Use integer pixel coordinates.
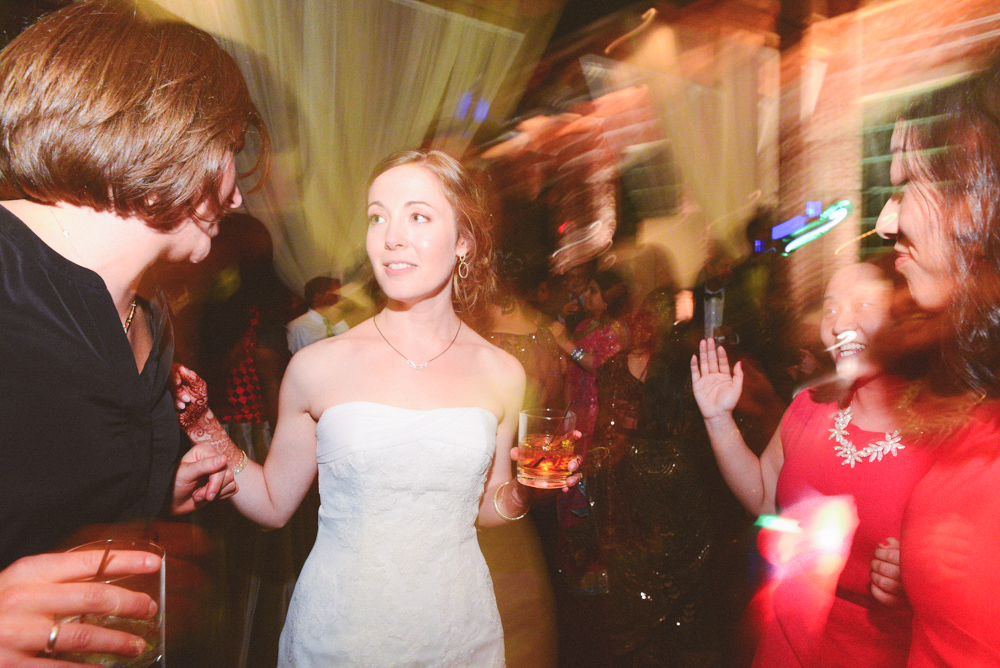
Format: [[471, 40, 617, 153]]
[[9, 4, 1000, 666], [153, 201, 800, 668], [478, 216, 795, 668]]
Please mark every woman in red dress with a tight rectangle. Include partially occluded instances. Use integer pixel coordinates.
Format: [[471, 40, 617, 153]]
[[692, 261, 933, 666], [874, 60, 1000, 666]]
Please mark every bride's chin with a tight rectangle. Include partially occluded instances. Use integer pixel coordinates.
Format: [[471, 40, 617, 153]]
[[380, 279, 454, 307]]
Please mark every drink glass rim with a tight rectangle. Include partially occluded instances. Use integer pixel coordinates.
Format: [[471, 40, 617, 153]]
[[520, 408, 576, 420], [65, 538, 164, 584]]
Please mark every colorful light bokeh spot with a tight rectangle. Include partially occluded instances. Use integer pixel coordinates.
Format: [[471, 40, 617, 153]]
[[757, 493, 858, 572], [746, 494, 860, 657]]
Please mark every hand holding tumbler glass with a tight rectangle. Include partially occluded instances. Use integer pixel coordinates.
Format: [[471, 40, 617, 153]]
[[55, 539, 165, 668], [517, 409, 577, 488]]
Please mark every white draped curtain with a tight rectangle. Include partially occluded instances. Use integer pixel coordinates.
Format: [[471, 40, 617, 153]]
[[594, 24, 779, 286], [145, 0, 558, 292]]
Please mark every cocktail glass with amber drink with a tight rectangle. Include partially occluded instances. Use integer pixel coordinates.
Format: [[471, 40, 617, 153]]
[[517, 409, 577, 488]]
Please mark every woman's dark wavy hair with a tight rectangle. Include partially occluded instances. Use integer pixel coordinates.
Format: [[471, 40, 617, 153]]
[[640, 322, 706, 441], [899, 61, 1000, 398], [592, 269, 630, 320]]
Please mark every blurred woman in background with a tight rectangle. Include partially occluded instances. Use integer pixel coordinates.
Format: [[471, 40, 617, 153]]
[[545, 268, 631, 623], [875, 60, 1000, 665], [692, 261, 934, 666], [581, 287, 750, 666], [550, 269, 631, 455], [486, 254, 567, 413], [480, 253, 562, 668]]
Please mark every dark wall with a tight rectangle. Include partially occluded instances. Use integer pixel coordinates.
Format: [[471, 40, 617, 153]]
[[1, 1, 72, 49]]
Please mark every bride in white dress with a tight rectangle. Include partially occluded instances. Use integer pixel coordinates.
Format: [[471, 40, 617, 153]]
[[175, 150, 579, 666]]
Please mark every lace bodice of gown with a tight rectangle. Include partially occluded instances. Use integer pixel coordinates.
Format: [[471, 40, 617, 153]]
[[277, 402, 505, 667]]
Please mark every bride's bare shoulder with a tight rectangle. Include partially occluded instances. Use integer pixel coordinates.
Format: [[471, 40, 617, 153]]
[[287, 320, 378, 374]]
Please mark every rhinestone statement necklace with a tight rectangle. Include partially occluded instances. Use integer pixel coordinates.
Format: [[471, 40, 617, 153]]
[[829, 407, 904, 468], [373, 315, 461, 370]]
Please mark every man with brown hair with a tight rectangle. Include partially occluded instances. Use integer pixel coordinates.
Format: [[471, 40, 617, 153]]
[[0, 0, 270, 662]]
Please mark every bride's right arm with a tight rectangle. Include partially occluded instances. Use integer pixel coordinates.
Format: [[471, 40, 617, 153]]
[[179, 355, 319, 529]]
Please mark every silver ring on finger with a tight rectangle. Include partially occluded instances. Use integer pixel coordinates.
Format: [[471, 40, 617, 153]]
[[41, 621, 62, 656]]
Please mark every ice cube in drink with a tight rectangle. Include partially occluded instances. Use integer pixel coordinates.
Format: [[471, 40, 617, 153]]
[[517, 432, 576, 488]]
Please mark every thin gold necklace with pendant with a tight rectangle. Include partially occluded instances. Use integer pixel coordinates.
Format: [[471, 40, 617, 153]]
[[373, 314, 461, 370]]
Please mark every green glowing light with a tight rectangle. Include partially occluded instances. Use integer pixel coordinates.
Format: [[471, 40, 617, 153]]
[[781, 200, 852, 255], [755, 514, 802, 533]]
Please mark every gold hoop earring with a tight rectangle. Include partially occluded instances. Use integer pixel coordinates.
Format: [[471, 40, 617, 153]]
[[457, 254, 470, 280]]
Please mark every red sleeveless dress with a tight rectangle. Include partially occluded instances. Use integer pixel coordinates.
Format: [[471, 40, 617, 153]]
[[752, 390, 935, 667]]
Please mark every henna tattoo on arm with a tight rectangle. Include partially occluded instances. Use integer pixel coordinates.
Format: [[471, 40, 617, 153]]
[[184, 407, 245, 471]]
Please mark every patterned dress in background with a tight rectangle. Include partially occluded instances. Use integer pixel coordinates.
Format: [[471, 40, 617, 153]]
[[585, 349, 746, 665], [564, 317, 627, 455], [486, 327, 566, 412]]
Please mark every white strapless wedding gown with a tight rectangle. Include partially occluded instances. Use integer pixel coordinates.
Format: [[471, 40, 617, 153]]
[[277, 402, 505, 667]]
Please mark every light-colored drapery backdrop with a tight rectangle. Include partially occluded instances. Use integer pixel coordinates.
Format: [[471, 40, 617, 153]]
[[579, 24, 779, 287], [145, 0, 561, 292], [140, 1, 775, 291]]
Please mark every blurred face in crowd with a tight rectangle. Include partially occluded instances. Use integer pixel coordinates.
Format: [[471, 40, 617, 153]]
[[629, 293, 675, 350], [705, 247, 734, 291], [366, 163, 468, 306], [584, 280, 607, 317], [876, 121, 956, 312], [629, 304, 659, 349], [563, 265, 589, 298], [166, 153, 242, 264], [820, 263, 893, 381], [314, 282, 341, 309], [535, 280, 550, 305]]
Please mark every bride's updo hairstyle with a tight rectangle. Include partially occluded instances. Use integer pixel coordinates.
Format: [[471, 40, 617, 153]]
[[369, 150, 497, 319]]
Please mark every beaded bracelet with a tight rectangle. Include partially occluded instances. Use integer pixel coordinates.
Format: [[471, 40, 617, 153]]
[[570, 347, 585, 362], [493, 481, 528, 521], [232, 449, 249, 475]]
